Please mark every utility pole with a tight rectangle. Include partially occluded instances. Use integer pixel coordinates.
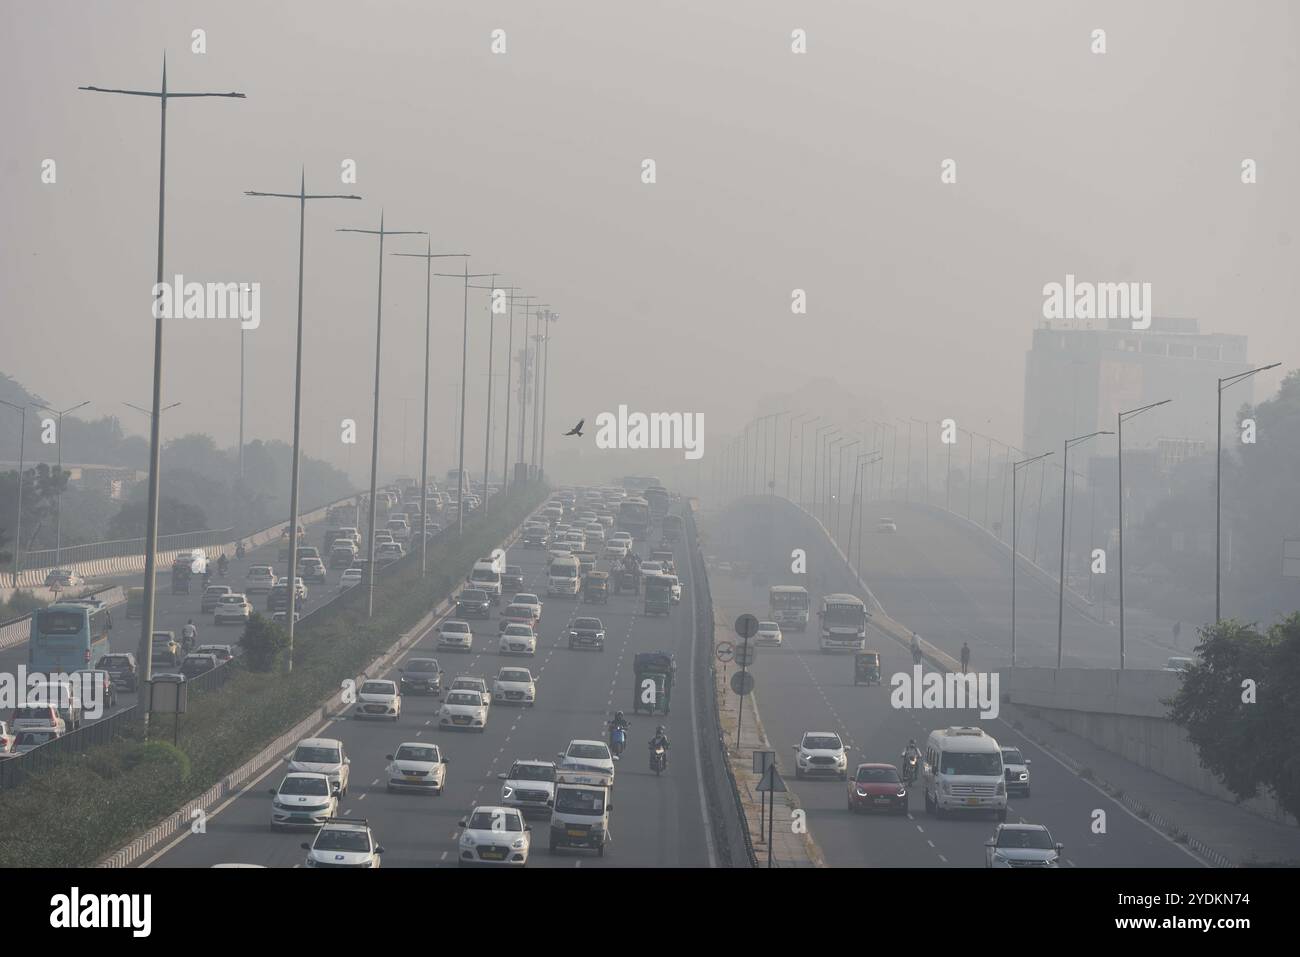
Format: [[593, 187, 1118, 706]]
[[0, 400, 27, 587]]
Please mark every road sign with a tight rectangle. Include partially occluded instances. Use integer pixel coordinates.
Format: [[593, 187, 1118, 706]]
[[753, 750, 776, 775], [733, 641, 757, 667], [734, 614, 759, 640], [715, 641, 735, 663], [755, 765, 787, 793], [730, 671, 755, 696]]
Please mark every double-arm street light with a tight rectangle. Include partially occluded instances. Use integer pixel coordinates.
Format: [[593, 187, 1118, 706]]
[[33, 401, 90, 568], [1216, 363, 1279, 622], [1011, 451, 1053, 666], [1056, 430, 1112, 668], [795, 415, 820, 505], [835, 439, 861, 541], [1116, 399, 1172, 668], [0, 399, 28, 586], [848, 451, 883, 572]]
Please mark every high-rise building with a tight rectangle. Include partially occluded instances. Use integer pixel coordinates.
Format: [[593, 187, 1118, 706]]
[[1023, 317, 1251, 458]]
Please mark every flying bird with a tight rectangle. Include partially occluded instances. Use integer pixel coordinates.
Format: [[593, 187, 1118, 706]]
[[564, 419, 584, 437]]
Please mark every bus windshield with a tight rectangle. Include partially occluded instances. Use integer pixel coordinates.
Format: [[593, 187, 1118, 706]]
[[823, 603, 865, 629], [771, 590, 809, 610]]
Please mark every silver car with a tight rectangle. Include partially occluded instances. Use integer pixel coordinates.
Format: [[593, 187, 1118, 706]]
[[985, 824, 1062, 868]]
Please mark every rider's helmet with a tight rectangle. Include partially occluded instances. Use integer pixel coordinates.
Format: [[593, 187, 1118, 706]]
[[908, 738, 917, 748], [656, 725, 665, 735], [614, 711, 624, 722], [187, 619, 193, 625]]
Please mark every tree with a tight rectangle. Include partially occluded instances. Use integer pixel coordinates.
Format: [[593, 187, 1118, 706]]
[[106, 496, 208, 540], [239, 614, 289, 672]]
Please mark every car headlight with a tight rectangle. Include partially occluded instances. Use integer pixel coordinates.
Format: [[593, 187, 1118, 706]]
[[1018, 772, 1029, 781], [836, 753, 847, 764], [460, 833, 476, 847], [896, 788, 907, 797], [511, 838, 526, 849], [502, 786, 514, 799], [996, 782, 1006, 796]]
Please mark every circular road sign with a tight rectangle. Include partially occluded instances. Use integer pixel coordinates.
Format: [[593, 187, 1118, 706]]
[[730, 671, 755, 696], [734, 614, 760, 640], [716, 641, 735, 663]]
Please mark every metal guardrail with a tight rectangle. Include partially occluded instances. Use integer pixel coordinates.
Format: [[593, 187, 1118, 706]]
[[18, 528, 235, 573]]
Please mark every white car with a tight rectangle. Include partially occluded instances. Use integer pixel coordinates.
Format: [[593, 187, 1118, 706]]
[[640, 561, 664, 576], [584, 525, 605, 546], [493, 667, 537, 706], [985, 824, 1062, 868], [610, 532, 632, 547], [664, 575, 682, 604], [245, 565, 277, 594], [354, 679, 402, 721], [547, 546, 573, 560], [457, 806, 531, 867], [339, 567, 364, 590], [499, 624, 537, 657], [213, 593, 253, 625], [604, 541, 628, 559], [497, 759, 557, 816], [302, 818, 384, 868], [385, 741, 448, 794], [269, 772, 339, 829], [558, 739, 615, 780], [876, 518, 899, 533], [511, 593, 543, 624], [286, 737, 351, 796], [437, 619, 473, 651], [793, 731, 849, 780], [448, 675, 491, 709], [754, 620, 783, 646], [439, 690, 489, 732]]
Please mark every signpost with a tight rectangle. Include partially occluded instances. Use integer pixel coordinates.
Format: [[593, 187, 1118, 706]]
[[755, 762, 787, 867], [733, 614, 759, 750], [753, 750, 775, 841], [716, 639, 735, 689]]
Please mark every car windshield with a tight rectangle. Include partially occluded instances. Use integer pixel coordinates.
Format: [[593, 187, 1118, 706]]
[[280, 776, 330, 796], [803, 736, 842, 751], [461, 591, 487, 602], [293, 746, 341, 764], [506, 607, 531, 617], [569, 743, 610, 760], [516, 595, 538, 605], [205, 587, 229, 595], [1001, 749, 1025, 765], [510, 764, 555, 782], [555, 788, 605, 814], [219, 596, 243, 604], [407, 660, 438, 672], [499, 670, 530, 683], [360, 682, 394, 696], [467, 811, 522, 832], [504, 625, 533, 637], [997, 828, 1054, 849], [19, 731, 55, 744], [574, 619, 601, 630], [395, 745, 439, 762], [759, 622, 779, 631], [446, 692, 480, 706], [100, 656, 131, 668], [442, 622, 469, 633], [313, 829, 370, 852], [940, 750, 1003, 776], [856, 767, 901, 783]]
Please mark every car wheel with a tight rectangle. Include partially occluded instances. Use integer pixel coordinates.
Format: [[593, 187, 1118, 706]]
[[795, 768, 804, 780]]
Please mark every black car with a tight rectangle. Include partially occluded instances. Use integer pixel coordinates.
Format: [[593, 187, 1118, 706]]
[[399, 658, 444, 696], [456, 589, 492, 619], [567, 617, 606, 651], [95, 653, 138, 693], [267, 585, 304, 614], [502, 565, 525, 591], [180, 654, 219, 678]]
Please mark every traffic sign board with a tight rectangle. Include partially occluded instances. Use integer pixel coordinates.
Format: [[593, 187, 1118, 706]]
[[730, 671, 755, 696], [752, 750, 776, 774], [734, 614, 760, 640], [756, 765, 787, 793], [715, 641, 735, 663], [733, 641, 757, 667]]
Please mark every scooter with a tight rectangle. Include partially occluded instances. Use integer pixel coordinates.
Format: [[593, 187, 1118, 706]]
[[650, 743, 667, 775], [609, 725, 628, 759]]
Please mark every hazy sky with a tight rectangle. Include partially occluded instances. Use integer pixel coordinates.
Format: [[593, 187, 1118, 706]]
[[3, 0, 1298, 486]]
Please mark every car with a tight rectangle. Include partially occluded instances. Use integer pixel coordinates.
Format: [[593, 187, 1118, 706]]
[[213, 593, 252, 625], [95, 653, 138, 693], [328, 543, 358, 569], [448, 675, 491, 708], [455, 589, 492, 619], [12, 729, 60, 754], [583, 525, 605, 547], [567, 617, 606, 651], [522, 526, 549, 548], [493, 666, 537, 705], [399, 657, 444, 695], [640, 561, 664, 576], [499, 624, 538, 656], [385, 741, 448, 794], [984, 823, 1063, 868], [754, 621, 783, 646], [557, 739, 615, 779], [287, 737, 351, 795], [200, 585, 233, 613], [604, 541, 628, 559], [610, 532, 632, 546], [339, 567, 364, 590], [437, 620, 473, 652], [1164, 656, 1195, 673], [439, 689, 489, 731], [846, 763, 908, 814], [300, 557, 328, 583], [151, 632, 181, 668], [301, 818, 384, 868], [44, 569, 85, 589], [497, 759, 557, 817], [502, 565, 525, 591], [374, 530, 394, 545], [511, 594, 543, 623], [269, 772, 340, 829], [376, 542, 405, 564], [353, 679, 402, 721], [498, 603, 537, 634], [663, 574, 682, 604], [457, 806, 531, 867], [271, 610, 302, 625], [179, 653, 218, 678], [875, 518, 899, 533], [195, 644, 234, 663], [793, 731, 849, 780], [1000, 746, 1032, 797], [70, 668, 116, 711], [245, 565, 277, 594]]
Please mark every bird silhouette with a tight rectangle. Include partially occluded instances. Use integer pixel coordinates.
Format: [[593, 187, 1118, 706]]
[[564, 419, 584, 437]]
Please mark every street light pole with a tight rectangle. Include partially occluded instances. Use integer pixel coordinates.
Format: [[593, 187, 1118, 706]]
[[538, 312, 558, 481], [1056, 430, 1111, 668], [1215, 364, 1278, 622], [1012, 451, 1053, 667], [797, 416, 820, 507], [337, 214, 428, 617], [466, 278, 508, 518], [33, 401, 90, 568], [0, 400, 27, 587]]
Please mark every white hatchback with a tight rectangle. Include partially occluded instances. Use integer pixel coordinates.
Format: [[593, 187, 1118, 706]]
[[354, 679, 402, 721], [499, 624, 537, 657], [457, 806, 530, 867], [493, 667, 537, 706]]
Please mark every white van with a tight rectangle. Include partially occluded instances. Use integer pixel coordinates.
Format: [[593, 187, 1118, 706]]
[[547, 555, 580, 597], [468, 560, 503, 604], [921, 726, 1007, 821]]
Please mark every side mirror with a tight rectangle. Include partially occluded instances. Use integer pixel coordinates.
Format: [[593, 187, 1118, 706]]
[[268, 788, 277, 796], [984, 840, 995, 848], [1024, 758, 1032, 765], [525, 825, 532, 832], [332, 782, 341, 794], [497, 772, 507, 779], [375, 846, 386, 854], [1054, 843, 1064, 852], [458, 819, 467, 827], [442, 757, 450, 764], [301, 842, 311, 850], [385, 754, 394, 761]]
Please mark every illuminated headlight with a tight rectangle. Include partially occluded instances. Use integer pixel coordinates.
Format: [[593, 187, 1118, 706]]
[[855, 789, 868, 798], [1018, 772, 1029, 782], [511, 838, 526, 849], [502, 786, 514, 799], [896, 788, 907, 797], [798, 752, 810, 764], [836, 753, 847, 765]]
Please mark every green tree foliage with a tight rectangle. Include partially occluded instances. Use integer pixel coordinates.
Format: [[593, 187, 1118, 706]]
[[239, 613, 289, 672], [106, 495, 209, 540]]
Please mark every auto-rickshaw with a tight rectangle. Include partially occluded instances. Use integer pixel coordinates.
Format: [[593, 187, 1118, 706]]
[[854, 650, 882, 686], [583, 571, 610, 604]]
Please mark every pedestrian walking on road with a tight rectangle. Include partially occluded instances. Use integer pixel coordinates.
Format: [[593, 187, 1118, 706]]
[[911, 634, 923, 667], [960, 641, 970, 674]]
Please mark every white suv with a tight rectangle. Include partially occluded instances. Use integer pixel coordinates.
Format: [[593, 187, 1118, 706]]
[[302, 818, 384, 868], [793, 731, 849, 780]]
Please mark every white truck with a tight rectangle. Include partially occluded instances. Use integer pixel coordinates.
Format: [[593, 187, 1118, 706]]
[[548, 765, 613, 856]]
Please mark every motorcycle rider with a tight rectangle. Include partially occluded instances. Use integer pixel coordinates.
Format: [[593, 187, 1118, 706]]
[[217, 553, 229, 577], [900, 738, 921, 780], [608, 711, 630, 757], [911, 635, 923, 666], [648, 725, 670, 770], [181, 619, 198, 653], [235, 541, 246, 560]]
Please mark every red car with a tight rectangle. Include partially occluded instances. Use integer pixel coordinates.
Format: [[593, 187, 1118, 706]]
[[497, 604, 538, 635], [846, 763, 908, 815]]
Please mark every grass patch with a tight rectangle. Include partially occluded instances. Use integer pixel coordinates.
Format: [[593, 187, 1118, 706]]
[[0, 486, 546, 866]]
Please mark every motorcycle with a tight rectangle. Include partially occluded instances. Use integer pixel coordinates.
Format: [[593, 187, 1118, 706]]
[[650, 743, 667, 776], [609, 725, 628, 759], [235, 543, 246, 560], [901, 753, 919, 785]]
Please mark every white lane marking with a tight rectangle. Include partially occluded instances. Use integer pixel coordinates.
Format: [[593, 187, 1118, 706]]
[[685, 542, 718, 869]]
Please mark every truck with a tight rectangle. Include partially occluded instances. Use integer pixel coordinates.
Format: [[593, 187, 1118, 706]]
[[632, 650, 675, 715], [643, 574, 672, 616], [548, 765, 613, 856]]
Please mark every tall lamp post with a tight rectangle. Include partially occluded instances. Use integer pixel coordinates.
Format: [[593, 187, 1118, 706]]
[[537, 312, 558, 481], [811, 425, 836, 516], [795, 415, 820, 506], [0, 400, 28, 587], [466, 277, 509, 517], [1056, 430, 1111, 668], [1216, 364, 1278, 622], [33, 401, 90, 568], [1117, 399, 1172, 668], [1012, 451, 1052, 666], [835, 439, 860, 542]]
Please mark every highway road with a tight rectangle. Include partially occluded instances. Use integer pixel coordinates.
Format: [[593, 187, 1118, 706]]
[[144, 518, 718, 868], [702, 500, 1204, 868]]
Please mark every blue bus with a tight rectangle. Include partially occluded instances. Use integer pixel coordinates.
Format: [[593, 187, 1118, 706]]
[[29, 602, 113, 674]]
